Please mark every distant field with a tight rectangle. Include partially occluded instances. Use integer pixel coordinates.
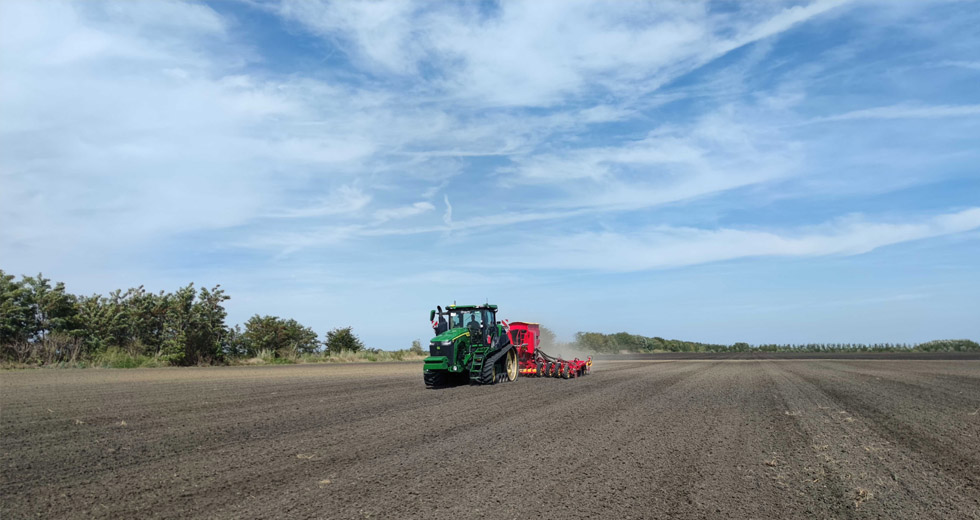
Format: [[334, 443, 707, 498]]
[[3, 358, 979, 519], [593, 351, 980, 360]]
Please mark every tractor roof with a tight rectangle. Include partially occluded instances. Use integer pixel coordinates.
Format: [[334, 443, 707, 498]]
[[446, 304, 498, 310]]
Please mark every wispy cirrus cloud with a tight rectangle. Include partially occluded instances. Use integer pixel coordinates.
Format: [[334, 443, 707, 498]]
[[810, 103, 980, 122], [940, 60, 980, 71], [374, 202, 435, 223], [277, 0, 855, 107], [498, 208, 980, 272], [267, 186, 371, 219]]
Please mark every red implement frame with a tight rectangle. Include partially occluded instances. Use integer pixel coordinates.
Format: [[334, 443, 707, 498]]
[[506, 321, 591, 379]]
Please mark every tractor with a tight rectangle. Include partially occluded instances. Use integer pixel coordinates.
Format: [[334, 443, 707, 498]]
[[423, 304, 518, 387]]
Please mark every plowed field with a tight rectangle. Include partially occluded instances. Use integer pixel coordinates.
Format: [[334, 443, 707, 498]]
[[3, 359, 979, 519]]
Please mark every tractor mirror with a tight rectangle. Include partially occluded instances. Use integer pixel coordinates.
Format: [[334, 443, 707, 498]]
[[429, 310, 435, 321]]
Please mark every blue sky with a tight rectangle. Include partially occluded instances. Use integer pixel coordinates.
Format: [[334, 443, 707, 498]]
[[1, 0, 978, 348]]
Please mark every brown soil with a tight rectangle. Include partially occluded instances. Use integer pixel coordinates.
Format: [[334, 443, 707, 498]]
[[2, 359, 979, 519]]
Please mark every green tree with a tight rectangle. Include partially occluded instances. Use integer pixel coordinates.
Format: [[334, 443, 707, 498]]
[[154, 284, 199, 363], [183, 285, 229, 364], [239, 315, 320, 357], [69, 283, 231, 364], [75, 293, 120, 354], [224, 324, 247, 358], [21, 273, 79, 342], [410, 339, 425, 355], [915, 339, 980, 352], [326, 326, 364, 354], [575, 332, 612, 353], [0, 270, 31, 345]]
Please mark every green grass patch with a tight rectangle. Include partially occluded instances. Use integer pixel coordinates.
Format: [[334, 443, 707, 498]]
[[230, 349, 426, 366], [90, 348, 169, 369]]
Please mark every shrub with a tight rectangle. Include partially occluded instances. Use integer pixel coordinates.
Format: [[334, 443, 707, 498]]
[[325, 327, 364, 355], [235, 315, 320, 358]]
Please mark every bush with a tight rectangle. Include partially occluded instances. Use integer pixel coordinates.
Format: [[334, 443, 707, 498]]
[[233, 315, 320, 358], [325, 327, 364, 355], [914, 339, 980, 352], [3, 333, 83, 365]]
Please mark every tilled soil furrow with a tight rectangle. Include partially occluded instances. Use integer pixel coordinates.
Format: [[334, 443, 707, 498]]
[[624, 361, 835, 519], [778, 361, 980, 519], [1, 377, 427, 489], [767, 363, 927, 518], [226, 362, 703, 519], [797, 373, 979, 483], [3, 360, 979, 519], [1, 363, 655, 517], [789, 362, 980, 469], [813, 361, 980, 403]]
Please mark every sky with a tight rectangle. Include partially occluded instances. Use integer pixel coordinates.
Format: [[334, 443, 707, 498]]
[[1, 0, 978, 348]]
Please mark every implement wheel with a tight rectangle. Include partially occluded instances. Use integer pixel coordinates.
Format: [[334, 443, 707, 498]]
[[505, 348, 518, 382]]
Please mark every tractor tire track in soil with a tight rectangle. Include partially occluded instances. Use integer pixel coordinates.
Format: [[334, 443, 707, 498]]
[[2, 359, 979, 519]]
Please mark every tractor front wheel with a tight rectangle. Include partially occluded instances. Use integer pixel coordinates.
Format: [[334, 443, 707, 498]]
[[423, 370, 447, 388]]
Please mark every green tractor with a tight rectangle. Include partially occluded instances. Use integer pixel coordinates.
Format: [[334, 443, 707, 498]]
[[423, 304, 519, 387]]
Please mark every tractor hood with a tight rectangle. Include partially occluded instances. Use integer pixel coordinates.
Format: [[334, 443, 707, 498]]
[[431, 328, 470, 343]]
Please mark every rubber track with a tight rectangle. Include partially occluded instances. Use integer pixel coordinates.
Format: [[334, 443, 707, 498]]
[[478, 345, 514, 385]]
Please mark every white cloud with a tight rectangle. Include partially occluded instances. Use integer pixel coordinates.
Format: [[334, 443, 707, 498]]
[[812, 103, 980, 122], [940, 60, 980, 71], [278, 1, 853, 108], [268, 186, 371, 219], [2, 0, 865, 272], [497, 208, 980, 272], [500, 103, 801, 213], [719, 0, 851, 53], [442, 195, 453, 228], [277, 0, 423, 75], [0, 2, 272, 251], [0, 1, 460, 264], [374, 201, 435, 223]]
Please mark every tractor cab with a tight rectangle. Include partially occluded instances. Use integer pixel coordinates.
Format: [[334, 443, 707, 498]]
[[431, 304, 497, 345]]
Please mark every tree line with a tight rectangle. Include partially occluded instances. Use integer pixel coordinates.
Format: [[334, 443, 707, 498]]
[[4, 270, 977, 366], [0, 270, 365, 366], [572, 331, 979, 354]]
